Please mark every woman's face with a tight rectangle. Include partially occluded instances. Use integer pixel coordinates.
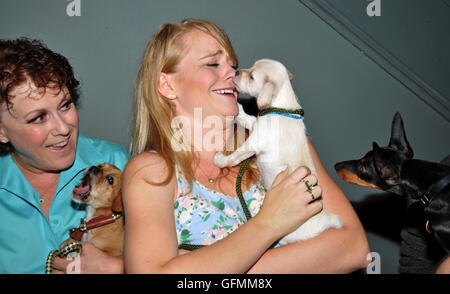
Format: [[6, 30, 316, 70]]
[[0, 82, 79, 173], [168, 29, 238, 121]]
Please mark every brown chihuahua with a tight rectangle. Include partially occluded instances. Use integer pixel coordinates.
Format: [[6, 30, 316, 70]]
[[71, 163, 124, 257]]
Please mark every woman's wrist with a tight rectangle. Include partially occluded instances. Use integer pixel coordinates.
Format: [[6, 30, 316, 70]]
[[100, 256, 124, 274], [248, 214, 282, 244]]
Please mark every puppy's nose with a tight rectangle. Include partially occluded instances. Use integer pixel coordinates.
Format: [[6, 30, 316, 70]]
[[235, 70, 239, 76]]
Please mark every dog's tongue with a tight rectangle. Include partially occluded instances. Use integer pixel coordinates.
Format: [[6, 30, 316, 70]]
[[73, 184, 90, 195]]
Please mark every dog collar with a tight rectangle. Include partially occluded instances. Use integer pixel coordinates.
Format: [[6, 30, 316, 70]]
[[419, 173, 450, 206], [258, 107, 305, 120], [69, 212, 123, 241]]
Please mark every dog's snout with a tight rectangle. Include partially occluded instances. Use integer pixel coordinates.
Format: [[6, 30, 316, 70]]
[[334, 162, 344, 171]]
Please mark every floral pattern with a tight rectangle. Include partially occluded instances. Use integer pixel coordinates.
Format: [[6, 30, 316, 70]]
[[174, 165, 267, 247]]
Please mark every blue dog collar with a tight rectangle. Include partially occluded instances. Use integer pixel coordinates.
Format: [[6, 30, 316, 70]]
[[264, 111, 304, 120]]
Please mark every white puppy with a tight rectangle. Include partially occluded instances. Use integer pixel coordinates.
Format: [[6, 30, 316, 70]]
[[214, 59, 342, 244]]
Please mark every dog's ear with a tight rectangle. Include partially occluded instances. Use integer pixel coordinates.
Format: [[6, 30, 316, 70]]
[[257, 80, 275, 108], [373, 142, 399, 187], [288, 70, 294, 81], [389, 112, 413, 159], [111, 191, 123, 213]]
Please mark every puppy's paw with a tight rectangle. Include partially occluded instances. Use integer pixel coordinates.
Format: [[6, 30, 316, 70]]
[[214, 152, 229, 168], [234, 104, 246, 124], [237, 103, 245, 115], [235, 103, 256, 131]]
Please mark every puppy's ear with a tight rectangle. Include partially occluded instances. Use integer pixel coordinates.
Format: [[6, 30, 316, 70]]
[[257, 81, 275, 108], [288, 71, 294, 81], [111, 191, 123, 213]]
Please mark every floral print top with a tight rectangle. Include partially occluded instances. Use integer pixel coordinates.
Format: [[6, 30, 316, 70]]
[[174, 165, 267, 247]]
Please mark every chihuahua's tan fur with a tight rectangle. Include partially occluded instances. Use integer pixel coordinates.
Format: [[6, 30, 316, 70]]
[[71, 164, 124, 256]]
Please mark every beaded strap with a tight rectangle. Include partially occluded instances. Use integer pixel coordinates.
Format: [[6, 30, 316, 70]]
[[45, 242, 82, 274]]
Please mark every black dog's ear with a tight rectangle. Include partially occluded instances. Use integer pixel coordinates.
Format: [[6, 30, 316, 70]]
[[372, 141, 380, 152], [388, 112, 413, 159], [372, 142, 399, 186]]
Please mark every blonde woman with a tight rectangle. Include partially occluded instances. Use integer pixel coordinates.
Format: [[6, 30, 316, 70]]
[[123, 19, 370, 273]]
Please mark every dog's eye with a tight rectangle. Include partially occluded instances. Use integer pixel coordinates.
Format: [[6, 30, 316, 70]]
[[106, 175, 114, 185], [359, 165, 365, 174], [250, 74, 254, 80]]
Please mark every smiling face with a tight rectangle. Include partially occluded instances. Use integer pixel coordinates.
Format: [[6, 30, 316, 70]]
[[0, 82, 79, 173], [166, 29, 239, 120]]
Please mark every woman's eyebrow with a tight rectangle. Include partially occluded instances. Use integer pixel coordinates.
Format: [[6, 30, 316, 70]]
[[23, 92, 70, 117], [199, 49, 223, 60]]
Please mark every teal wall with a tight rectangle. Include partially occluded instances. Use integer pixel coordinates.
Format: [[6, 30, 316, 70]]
[[1, 0, 449, 273]]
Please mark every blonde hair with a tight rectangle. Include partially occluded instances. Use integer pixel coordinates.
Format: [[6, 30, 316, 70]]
[[131, 19, 257, 189]]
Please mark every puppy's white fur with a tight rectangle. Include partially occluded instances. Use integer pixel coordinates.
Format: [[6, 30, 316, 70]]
[[214, 59, 342, 244]]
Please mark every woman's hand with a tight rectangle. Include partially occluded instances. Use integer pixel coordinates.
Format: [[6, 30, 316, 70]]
[[52, 242, 123, 274], [254, 166, 323, 240]]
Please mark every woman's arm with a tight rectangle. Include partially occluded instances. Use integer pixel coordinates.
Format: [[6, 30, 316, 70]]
[[247, 139, 371, 273], [122, 152, 322, 274], [436, 256, 450, 274]]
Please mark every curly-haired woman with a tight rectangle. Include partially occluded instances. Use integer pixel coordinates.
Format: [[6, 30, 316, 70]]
[[0, 38, 129, 273]]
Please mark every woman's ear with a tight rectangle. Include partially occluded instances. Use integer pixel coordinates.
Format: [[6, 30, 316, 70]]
[[0, 126, 8, 144], [158, 73, 177, 100]]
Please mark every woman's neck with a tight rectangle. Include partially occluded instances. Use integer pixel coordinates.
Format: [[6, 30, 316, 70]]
[[11, 152, 60, 192]]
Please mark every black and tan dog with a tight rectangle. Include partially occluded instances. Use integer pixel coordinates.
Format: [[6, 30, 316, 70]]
[[334, 112, 450, 253]]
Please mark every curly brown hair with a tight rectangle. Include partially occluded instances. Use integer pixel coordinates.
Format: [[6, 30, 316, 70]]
[[0, 38, 80, 155]]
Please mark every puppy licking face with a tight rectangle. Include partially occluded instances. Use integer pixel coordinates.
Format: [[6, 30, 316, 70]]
[[72, 163, 123, 212], [234, 59, 293, 109]]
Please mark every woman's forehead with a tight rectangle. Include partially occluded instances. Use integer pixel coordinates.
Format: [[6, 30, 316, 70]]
[[180, 30, 232, 61], [2, 82, 68, 113]]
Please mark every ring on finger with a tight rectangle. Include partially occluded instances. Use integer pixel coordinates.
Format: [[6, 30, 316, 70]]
[[307, 189, 315, 201], [304, 179, 314, 192]]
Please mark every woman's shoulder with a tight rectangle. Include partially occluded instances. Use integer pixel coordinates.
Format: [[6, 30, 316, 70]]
[[122, 151, 177, 206], [123, 151, 173, 184], [77, 133, 130, 169]]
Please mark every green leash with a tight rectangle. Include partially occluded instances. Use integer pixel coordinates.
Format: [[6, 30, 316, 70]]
[[235, 157, 253, 221], [178, 158, 253, 251], [178, 107, 304, 251]]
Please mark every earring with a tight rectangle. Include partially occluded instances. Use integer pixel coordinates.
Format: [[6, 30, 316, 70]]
[[168, 94, 176, 99]]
